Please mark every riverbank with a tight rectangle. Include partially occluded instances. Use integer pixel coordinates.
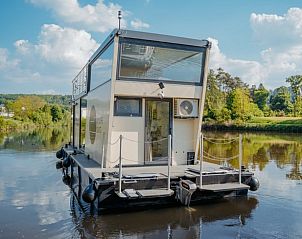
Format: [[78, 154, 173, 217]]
[[203, 117, 302, 133], [0, 117, 69, 133]]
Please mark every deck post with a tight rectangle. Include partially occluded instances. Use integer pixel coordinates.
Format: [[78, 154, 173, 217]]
[[239, 134, 242, 184], [168, 134, 172, 190], [199, 132, 203, 188], [118, 134, 123, 194], [101, 143, 105, 170]]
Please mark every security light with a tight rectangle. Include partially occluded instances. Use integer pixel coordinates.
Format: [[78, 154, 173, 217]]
[[158, 82, 165, 89]]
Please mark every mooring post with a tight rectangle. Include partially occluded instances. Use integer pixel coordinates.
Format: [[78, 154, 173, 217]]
[[168, 134, 172, 190], [118, 134, 122, 194], [199, 132, 203, 188], [239, 134, 242, 184]]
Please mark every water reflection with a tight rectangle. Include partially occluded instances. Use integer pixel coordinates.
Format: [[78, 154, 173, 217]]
[[204, 132, 302, 181], [0, 130, 302, 238], [0, 127, 70, 151], [70, 195, 258, 239]]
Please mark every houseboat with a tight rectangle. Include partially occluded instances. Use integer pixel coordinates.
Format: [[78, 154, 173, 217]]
[[56, 29, 259, 213]]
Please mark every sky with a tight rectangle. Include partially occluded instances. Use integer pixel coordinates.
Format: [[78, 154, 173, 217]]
[[1, 0, 302, 95]]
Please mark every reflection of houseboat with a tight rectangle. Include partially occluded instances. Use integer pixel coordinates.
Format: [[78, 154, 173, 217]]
[[56, 29, 259, 213], [70, 195, 258, 237]]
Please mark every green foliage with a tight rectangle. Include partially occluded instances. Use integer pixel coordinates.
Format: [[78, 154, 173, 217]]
[[50, 104, 64, 122], [270, 86, 293, 114], [205, 69, 230, 121], [12, 96, 46, 119], [0, 94, 71, 107], [294, 96, 302, 116], [0, 95, 70, 132], [227, 88, 261, 121], [286, 75, 302, 100], [253, 85, 269, 111]]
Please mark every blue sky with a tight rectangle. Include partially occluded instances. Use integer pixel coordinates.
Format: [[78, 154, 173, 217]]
[[1, 0, 302, 94]]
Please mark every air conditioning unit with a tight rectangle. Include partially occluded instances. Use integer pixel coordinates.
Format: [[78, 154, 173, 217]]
[[174, 99, 199, 118]]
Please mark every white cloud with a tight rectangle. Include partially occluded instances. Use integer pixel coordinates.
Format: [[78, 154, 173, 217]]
[[209, 8, 302, 89], [250, 8, 302, 88], [250, 8, 302, 47], [33, 24, 99, 67], [130, 19, 150, 30], [28, 0, 150, 32], [29, 0, 124, 32], [0, 24, 99, 94], [209, 38, 265, 86], [0, 48, 19, 70], [14, 40, 31, 54]]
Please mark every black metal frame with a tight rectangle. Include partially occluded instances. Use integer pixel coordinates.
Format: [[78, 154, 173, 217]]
[[114, 97, 143, 117], [144, 98, 173, 165], [116, 37, 207, 86], [88, 40, 114, 92]]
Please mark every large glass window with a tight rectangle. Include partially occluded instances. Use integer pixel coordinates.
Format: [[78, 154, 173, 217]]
[[119, 40, 205, 84], [90, 43, 114, 90]]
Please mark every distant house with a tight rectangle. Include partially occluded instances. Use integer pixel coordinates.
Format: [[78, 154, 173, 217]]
[[0, 104, 14, 117]]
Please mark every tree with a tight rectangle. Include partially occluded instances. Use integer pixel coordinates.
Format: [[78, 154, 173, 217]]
[[294, 96, 302, 116], [286, 75, 302, 100], [286, 75, 302, 116], [253, 84, 269, 111], [12, 96, 46, 119], [205, 70, 230, 121], [216, 68, 248, 93], [227, 88, 260, 121], [4, 100, 14, 116], [270, 86, 293, 114], [50, 104, 63, 122]]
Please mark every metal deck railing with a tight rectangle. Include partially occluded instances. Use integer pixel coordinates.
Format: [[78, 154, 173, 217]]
[[72, 64, 88, 100], [200, 133, 243, 188], [114, 133, 243, 194]]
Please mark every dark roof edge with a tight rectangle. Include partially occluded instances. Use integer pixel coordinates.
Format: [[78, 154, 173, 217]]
[[118, 29, 209, 48], [89, 29, 210, 62], [89, 29, 118, 62]]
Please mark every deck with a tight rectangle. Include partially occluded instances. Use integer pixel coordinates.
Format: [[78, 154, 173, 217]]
[[61, 147, 253, 204], [65, 148, 233, 182]]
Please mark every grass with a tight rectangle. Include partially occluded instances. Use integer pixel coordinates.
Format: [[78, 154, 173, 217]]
[[248, 116, 302, 125], [203, 116, 302, 133]]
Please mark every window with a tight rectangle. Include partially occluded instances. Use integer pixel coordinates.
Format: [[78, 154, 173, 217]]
[[90, 43, 114, 91], [114, 98, 142, 117], [119, 39, 205, 85]]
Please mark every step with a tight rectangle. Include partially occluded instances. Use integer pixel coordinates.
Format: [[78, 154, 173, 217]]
[[115, 188, 174, 199], [199, 183, 249, 192], [136, 189, 174, 198], [123, 189, 139, 198]]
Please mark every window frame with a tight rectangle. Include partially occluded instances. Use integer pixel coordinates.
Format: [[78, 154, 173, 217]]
[[117, 38, 206, 86], [89, 40, 114, 92], [114, 97, 142, 117]]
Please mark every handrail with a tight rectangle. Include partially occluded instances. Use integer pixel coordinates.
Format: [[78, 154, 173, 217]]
[[168, 134, 172, 190], [118, 135, 122, 194], [200, 133, 243, 187], [117, 134, 172, 194], [116, 133, 243, 193], [72, 64, 88, 100]]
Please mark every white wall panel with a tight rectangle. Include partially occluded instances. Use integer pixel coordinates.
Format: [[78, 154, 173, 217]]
[[85, 82, 111, 165], [173, 118, 197, 165], [114, 81, 202, 99]]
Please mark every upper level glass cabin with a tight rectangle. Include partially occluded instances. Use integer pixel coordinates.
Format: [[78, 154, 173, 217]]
[[71, 29, 211, 168]]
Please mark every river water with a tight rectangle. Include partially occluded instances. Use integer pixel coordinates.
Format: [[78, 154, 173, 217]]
[[0, 129, 301, 239]]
